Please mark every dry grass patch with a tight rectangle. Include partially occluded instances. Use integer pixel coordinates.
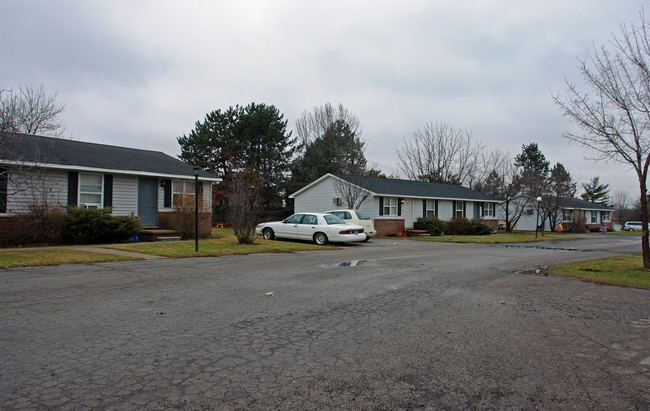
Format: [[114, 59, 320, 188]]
[[102, 228, 337, 258], [0, 249, 141, 269], [549, 253, 650, 289], [393, 232, 581, 243]]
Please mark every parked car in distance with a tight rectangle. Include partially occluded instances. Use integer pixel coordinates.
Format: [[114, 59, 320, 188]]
[[255, 212, 366, 245], [623, 221, 647, 231], [325, 209, 376, 240]]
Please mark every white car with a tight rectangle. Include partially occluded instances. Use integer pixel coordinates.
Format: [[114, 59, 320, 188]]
[[623, 221, 646, 231], [256, 212, 366, 245], [325, 209, 376, 240]]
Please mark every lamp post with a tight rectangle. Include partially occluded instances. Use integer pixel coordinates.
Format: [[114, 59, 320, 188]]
[[193, 166, 199, 253], [535, 196, 542, 238]]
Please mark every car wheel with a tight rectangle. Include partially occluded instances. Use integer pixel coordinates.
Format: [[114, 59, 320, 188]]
[[313, 232, 328, 245], [263, 228, 275, 240], [363, 235, 370, 242]]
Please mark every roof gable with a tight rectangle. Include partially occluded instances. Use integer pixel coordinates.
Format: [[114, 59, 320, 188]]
[[0, 132, 219, 180]]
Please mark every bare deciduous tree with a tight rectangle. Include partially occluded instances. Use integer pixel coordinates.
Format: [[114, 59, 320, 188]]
[[332, 175, 372, 210], [0, 84, 65, 137], [553, 11, 650, 267], [397, 122, 484, 186], [1, 85, 66, 212], [611, 189, 633, 226], [295, 103, 361, 146], [226, 172, 262, 244]]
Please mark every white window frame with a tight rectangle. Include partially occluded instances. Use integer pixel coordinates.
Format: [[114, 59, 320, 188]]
[[172, 179, 197, 206], [591, 210, 598, 224], [482, 202, 495, 218], [455, 201, 464, 218], [426, 200, 436, 218], [383, 197, 398, 216], [79, 173, 103, 209], [601, 211, 611, 222]]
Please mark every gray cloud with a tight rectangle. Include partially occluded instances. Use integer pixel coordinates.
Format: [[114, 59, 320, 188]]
[[0, 0, 645, 195]]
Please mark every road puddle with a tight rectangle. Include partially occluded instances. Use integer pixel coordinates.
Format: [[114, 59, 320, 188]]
[[323, 260, 368, 267]]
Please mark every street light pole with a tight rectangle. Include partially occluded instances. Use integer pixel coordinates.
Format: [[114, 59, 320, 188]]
[[535, 196, 542, 238], [193, 166, 199, 253]]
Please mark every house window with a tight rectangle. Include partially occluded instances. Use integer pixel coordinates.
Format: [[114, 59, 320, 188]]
[[563, 209, 573, 221], [482, 202, 495, 218], [172, 179, 196, 206], [590, 211, 598, 223], [425, 200, 436, 217], [455, 201, 464, 218], [383, 197, 398, 216], [79, 173, 103, 209], [602, 211, 611, 222]]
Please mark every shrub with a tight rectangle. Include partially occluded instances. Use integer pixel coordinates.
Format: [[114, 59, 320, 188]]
[[15, 203, 67, 245], [445, 217, 471, 235], [468, 219, 493, 235], [63, 207, 141, 244], [564, 214, 587, 233], [168, 194, 211, 240], [414, 216, 446, 236]]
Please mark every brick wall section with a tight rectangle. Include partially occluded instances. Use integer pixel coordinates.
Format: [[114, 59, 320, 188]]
[[374, 219, 405, 236], [0, 216, 22, 246], [158, 211, 212, 237], [481, 219, 499, 232]]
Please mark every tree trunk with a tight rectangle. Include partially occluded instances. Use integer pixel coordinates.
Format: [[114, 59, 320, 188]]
[[639, 179, 650, 268]]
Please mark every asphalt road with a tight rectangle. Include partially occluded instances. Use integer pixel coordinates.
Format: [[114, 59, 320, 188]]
[[1, 235, 648, 409]]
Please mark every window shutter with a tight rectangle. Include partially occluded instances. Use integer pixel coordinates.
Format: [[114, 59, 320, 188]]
[[68, 172, 78, 206], [463, 201, 466, 218], [0, 167, 7, 213], [435, 200, 438, 217], [379, 197, 384, 216], [398, 198, 402, 216], [162, 179, 172, 208], [103, 174, 113, 208], [452, 201, 456, 217], [422, 199, 426, 218]]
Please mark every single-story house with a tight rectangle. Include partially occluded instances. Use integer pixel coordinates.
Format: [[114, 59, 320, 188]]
[[511, 197, 613, 231], [0, 132, 221, 243], [290, 173, 501, 236]]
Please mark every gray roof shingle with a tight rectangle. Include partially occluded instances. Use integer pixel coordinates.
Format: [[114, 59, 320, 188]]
[[561, 197, 612, 210], [0, 132, 218, 179], [335, 174, 500, 201]]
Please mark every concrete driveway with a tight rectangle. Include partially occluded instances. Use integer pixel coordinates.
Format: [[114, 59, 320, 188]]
[[1, 235, 648, 409]]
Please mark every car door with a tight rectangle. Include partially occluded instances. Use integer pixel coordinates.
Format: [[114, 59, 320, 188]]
[[275, 214, 302, 239], [297, 214, 319, 240]]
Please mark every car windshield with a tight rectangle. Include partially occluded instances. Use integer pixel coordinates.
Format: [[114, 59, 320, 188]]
[[356, 211, 370, 220], [323, 214, 344, 225]]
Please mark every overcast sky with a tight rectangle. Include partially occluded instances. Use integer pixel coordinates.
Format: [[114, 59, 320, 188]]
[[1, 0, 646, 197]]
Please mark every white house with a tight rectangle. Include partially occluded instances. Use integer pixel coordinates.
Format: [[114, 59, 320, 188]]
[[290, 173, 501, 236], [0, 132, 221, 244], [512, 197, 613, 231]]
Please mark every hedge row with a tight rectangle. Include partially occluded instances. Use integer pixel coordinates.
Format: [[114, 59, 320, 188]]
[[413, 216, 493, 236]]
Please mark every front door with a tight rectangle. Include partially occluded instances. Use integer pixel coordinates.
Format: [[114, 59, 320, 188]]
[[138, 177, 158, 226]]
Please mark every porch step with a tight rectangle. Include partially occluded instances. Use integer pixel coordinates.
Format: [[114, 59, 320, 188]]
[[139, 228, 179, 242]]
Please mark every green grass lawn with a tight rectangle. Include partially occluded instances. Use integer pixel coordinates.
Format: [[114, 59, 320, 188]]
[[389, 231, 582, 243], [549, 253, 650, 289], [0, 249, 141, 269], [102, 228, 337, 257]]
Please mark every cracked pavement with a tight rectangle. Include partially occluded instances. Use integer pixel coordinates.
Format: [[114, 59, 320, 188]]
[[1, 236, 648, 409]]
